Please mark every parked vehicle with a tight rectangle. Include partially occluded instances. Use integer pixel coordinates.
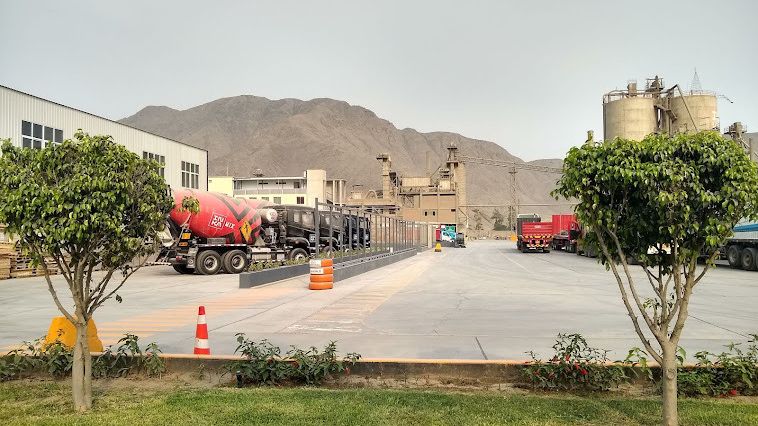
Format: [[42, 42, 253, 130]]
[[723, 220, 758, 271], [159, 189, 281, 275], [455, 232, 466, 248], [160, 189, 372, 275], [515, 213, 540, 251], [519, 222, 553, 253], [550, 214, 581, 253]]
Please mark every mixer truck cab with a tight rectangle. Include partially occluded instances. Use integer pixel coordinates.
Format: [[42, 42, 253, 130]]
[[266, 206, 347, 259], [342, 215, 371, 250]]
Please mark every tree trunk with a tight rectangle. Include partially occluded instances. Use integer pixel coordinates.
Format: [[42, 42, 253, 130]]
[[72, 322, 92, 412], [661, 346, 678, 426]]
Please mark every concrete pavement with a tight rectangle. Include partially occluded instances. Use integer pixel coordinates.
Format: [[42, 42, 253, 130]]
[[1, 240, 755, 360]]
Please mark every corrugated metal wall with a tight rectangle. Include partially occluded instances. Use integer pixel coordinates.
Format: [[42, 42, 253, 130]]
[[0, 86, 207, 191]]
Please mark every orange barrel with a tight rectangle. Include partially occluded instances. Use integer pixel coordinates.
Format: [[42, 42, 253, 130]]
[[309, 259, 334, 290]]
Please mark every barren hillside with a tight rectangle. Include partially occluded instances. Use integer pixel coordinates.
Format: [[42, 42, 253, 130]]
[[119, 95, 566, 219]]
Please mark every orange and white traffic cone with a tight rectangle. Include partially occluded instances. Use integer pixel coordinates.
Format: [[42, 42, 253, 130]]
[[194, 306, 210, 355]]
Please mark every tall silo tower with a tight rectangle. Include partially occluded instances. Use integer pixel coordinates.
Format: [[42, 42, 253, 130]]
[[603, 80, 659, 141], [602, 74, 719, 141]]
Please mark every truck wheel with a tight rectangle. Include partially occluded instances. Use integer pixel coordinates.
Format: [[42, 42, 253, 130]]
[[727, 245, 742, 268], [172, 264, 193, 274], [222, 250, 248, 274], [288, 248, 309, 261], [196, 250, 222, 275], [741, 248, 758, 271]]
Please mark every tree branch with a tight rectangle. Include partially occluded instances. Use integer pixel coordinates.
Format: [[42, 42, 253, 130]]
[[595, 229, 663, 364], [605, 226, 662, 340]]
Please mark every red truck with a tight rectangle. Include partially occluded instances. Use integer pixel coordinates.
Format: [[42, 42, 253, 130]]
[[519, 222, 554, 253], [550, 214, 581, 253]]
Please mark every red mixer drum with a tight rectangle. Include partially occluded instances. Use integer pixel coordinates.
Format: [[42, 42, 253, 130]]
[[169, 189, 278, 244]]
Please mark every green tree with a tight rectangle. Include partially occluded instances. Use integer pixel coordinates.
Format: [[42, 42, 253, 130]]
[[491, 209, 508, 231], [553, 131, 758, 426], [0, 132, 173, 411]]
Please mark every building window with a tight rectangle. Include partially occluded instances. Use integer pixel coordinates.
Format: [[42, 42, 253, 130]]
[[181, 161, 200, 189], [275, 180, 286, 185], [233, 180, 242, 190], [143, 151, 166, 178], [22, 120, 62, 149], [296, 196, 305, 205], [261, 197, 269, 201], [293, 181, 301, 189], [424, 211, 428, 217], [432, 211, 436, 216], [273, 197, 282, 204]]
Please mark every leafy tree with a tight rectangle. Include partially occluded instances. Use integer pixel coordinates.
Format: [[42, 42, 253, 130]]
[[0, 132, 173, 411], [553, 131, 758, 425], [491, 209, 508, 231]]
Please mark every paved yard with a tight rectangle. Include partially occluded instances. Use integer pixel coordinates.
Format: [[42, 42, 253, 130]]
[[1, 240, 755, 360]]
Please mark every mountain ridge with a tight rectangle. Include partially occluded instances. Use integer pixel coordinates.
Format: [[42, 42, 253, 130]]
[[119, 95, 564, 218]]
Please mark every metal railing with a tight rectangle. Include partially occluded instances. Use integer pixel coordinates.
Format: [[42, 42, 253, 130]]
[[313, 198, 431, 259], [234, 188, 306, 196]]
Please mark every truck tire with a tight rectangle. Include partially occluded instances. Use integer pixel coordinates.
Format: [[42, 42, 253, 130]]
[[196, 250, 222, 275], [288, 248, 309, 261], [172, 264, 193, 274], [727, 245, 742, 268], [222, 250, 248, 274], [741, 247, 758, 271]]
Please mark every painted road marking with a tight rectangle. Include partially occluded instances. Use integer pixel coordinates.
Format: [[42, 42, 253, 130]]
[[285, 258, 433, 333]]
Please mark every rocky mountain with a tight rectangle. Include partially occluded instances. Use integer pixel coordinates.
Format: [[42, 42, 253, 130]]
[[119, 95, 566, 219]]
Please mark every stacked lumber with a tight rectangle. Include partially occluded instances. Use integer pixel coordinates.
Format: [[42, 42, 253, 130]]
[[9, 252, 59, 279], [0, 242, 12, 280], [0, 241, 60, 280]]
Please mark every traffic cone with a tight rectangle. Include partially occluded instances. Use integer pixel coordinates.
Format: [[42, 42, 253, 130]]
[[194, 306, 210, 355]]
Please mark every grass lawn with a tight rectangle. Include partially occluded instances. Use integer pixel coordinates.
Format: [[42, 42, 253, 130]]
[[1, 380, 757, 425]]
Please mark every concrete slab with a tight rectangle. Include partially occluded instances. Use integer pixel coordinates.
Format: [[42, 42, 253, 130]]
[[1, 240, 755, 361]]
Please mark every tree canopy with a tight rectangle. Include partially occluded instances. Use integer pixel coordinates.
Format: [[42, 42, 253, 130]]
[[0, 132, 173, 318], [0, 131, 173, 411], [556, 131, 758, 271], [553, 131, 758, 426]]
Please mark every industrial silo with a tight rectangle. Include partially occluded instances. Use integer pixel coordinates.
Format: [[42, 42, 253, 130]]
[[603, 96, 658, 141], [665, 94, 719, 134]]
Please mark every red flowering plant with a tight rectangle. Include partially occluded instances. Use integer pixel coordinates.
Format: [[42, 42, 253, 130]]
[[523, 333, 628, 391]]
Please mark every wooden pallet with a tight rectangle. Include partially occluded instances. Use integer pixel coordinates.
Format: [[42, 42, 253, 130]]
[[0, 245, 59, 280]]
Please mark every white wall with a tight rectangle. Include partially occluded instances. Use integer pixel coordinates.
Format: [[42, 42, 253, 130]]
[[0, 86, 208, 191]]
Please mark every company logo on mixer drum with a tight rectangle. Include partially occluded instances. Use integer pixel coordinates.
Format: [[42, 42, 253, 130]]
[[209, 213, 236, 230], [209, 213, 226, 229]]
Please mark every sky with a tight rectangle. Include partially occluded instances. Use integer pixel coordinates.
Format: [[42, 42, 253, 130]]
[[1, 0, 756, 160]]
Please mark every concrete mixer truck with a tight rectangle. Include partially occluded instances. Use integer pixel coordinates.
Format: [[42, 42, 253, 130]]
[[158, 189, 284, 275], [158, 189, 372, 275]]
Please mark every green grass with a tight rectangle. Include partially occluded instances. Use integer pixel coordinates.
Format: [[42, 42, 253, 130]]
[[1, 380, 757, 425]]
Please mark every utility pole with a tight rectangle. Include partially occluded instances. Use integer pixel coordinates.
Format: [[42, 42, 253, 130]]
[[508, 166, 517, 230]]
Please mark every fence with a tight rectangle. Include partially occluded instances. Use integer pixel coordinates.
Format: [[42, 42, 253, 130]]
[[313, 199, 431, 259]]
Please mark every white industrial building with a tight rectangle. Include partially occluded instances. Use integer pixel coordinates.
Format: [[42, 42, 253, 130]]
[[209, 170, 347, 207], [0, 85, 208, 191]]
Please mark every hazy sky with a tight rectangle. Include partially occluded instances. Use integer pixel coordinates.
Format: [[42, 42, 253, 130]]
[[1, 1, 756, 160]]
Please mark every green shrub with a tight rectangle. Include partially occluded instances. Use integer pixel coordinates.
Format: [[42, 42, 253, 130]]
[[0, 334, 165, 380], [677, 335, 758, 397], [228, 333, 360, 386], [523, 333, 628, 391]]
